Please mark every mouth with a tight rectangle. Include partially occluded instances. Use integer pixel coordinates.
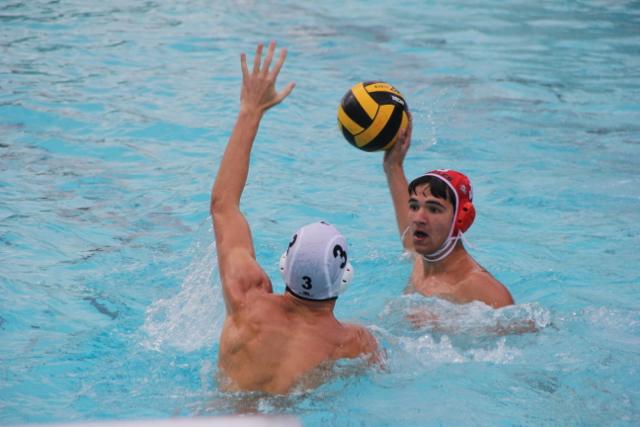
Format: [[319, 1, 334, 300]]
[[413, 230, 428, 241]]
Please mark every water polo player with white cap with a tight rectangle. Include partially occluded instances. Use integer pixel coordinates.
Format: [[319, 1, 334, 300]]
[[211, 42, 379, 395], [382, 114, 514, 308]]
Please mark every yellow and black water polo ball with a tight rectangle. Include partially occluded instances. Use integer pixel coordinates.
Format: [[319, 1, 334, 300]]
[[337, 81, 409, 152]]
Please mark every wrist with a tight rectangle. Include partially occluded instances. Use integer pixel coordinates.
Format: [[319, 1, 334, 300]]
[[238, 106, 264, 121]]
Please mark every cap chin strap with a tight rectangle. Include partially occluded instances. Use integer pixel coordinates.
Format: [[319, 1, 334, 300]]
[[421, 232, 460, 262], [401, 226, 463, 263]]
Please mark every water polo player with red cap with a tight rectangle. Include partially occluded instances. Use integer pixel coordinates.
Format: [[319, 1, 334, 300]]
[[383, 115, 514, 308]]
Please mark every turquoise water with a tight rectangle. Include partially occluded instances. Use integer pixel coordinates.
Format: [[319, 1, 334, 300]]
[[1, 1, 639, 425]]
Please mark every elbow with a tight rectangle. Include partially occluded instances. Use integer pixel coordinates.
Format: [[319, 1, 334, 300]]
[[210, 179, 242, 222], [210, 188, 224, 218], [210, 185, 240, 222]]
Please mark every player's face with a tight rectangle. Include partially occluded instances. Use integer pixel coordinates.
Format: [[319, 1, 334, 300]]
[[408, 183, 455, 254]]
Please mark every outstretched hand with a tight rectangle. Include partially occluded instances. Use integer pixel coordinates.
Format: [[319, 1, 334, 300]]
[[383, 111, 412, 173], [240, 41, 295, 114]]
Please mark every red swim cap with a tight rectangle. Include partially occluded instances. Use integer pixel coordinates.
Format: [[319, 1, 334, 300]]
[[410, 169, 476, 236]]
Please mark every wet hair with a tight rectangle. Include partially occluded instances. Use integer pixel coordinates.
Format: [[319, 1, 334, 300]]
[[408, 175, 457, 210]]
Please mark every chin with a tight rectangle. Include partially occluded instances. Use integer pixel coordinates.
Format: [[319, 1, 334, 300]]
[[412, 240, 436, 254]]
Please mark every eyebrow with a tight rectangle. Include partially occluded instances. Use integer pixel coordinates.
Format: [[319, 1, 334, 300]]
[[426, 200, 446, 209], [408, 198, 446, 209]]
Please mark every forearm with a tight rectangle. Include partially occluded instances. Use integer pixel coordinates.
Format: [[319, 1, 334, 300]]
[[384, 164, 410, 237], [211, 108, 263, 213]]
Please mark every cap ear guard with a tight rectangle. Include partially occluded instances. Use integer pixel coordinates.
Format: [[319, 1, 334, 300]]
[[456, 201, 476, 234], [339, 260, 354, 294], [279, 251, 287, 276]]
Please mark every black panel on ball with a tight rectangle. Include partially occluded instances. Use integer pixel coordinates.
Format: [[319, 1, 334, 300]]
[[362, 106, 404, 152], [341, 91, 373, 129], [340, 125, 356, 146]]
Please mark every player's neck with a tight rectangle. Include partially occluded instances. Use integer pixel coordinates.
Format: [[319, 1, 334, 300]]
[[283, 291, 337, 315], [421, 242, 469, 275]]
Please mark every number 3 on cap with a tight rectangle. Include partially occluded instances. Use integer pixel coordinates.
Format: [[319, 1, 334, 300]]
[[333, 245, 347, 268]]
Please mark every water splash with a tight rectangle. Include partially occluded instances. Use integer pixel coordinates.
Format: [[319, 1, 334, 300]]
[[142, 222, 225, 352], [381, 294, 551, 337], [373, 295, 550, 372]]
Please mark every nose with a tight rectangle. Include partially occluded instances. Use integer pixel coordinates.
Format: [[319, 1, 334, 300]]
[[410, 206, 428, 225]]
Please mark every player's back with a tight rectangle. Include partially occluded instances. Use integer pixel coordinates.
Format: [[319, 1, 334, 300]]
[[218, 291, 372, 394]]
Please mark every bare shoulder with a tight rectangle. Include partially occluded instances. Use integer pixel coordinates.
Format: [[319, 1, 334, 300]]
[[338, 323, 379, 360], [464, 269, 514, 309], [221, 247, 273, 311]]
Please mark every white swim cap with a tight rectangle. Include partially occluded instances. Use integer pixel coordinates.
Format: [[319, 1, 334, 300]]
[[279, 221, 354, 301]]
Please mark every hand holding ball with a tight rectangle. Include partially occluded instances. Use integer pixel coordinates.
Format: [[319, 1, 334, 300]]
[[337, 81, 409, 152]]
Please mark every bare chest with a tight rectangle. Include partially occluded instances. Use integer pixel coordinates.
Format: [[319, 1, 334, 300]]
[[409, 266, 472, 304]]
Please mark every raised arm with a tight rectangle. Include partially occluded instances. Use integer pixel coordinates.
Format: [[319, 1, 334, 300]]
[[383, 114, 413, 249], [210, 42, 295, 313]]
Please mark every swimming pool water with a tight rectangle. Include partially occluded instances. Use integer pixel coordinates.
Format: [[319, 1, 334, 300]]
[[1, 1, 639, 425]]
